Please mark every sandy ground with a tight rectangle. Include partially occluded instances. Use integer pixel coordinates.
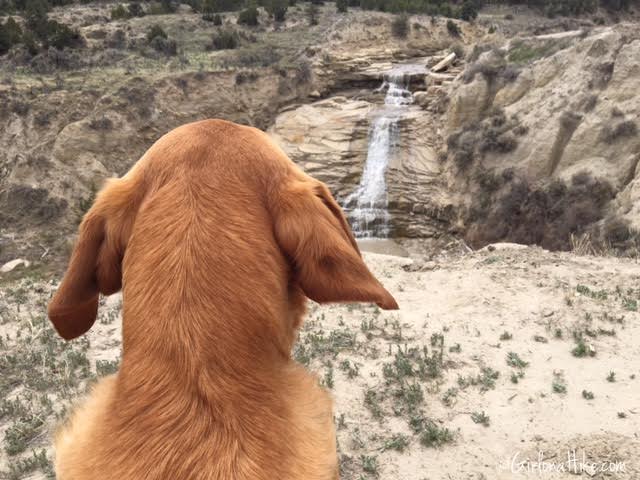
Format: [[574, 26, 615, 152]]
[[1, 244, 639, 479], [330, 244, 640, 479]]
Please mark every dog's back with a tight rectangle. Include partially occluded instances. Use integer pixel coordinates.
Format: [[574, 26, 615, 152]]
[[49, 120, 396, 480]]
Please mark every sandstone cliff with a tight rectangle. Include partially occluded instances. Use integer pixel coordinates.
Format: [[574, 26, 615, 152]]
[[444, 24, 640, 250]]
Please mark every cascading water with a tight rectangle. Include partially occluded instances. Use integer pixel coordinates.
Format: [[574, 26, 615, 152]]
[[342, 69, 415, 238]]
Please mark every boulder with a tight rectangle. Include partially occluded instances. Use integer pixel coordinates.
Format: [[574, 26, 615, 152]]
[[447, 76, 490, 129], [413, 91, 430, 108]]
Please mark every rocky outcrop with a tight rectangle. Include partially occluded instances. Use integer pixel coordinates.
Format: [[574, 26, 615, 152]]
[[447, 77, 491, 128], [446, 26, 640, 231], [386, 109, 455, 237], [269, 97, 453, 238], [270, 97, 372, 188], [0, 69, 316, 263], [314, 50, 434, 94]]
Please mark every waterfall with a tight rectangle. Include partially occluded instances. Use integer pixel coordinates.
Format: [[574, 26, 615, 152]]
[[343, 71, 414, 238]]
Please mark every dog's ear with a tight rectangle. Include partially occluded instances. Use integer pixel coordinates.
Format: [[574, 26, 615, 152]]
[[272, 178, 398, 310], [48, 176, 141, 340]]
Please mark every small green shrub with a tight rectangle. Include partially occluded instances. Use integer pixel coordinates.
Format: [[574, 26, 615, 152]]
[[266, 0, 287, 21], [382, 433, 409, 452], [150, 35, 177, 55], [235, 70, 259, 85], [507, 38, 569, 65], [237, 3, 259, 26], [446, 19, 461, 37], [306, 3, 318, 26], [506, 352, 529, 369], [149, 0, 176, 14], [552, 372, 567, 394], [391, 14, 409, 39], [95, 359, 119, 376], [4, 414, 44, 455], [471, 411, 490, 426], [460, 0, 479, 21], [572, 336, 595, 357], [419, 420, 454, 447], [47, 20, 83, 49], [4, 449, 53, 479], [0, 17, 23, 55], [110, 4, 130, 20], [360, 455, 378, 475], [601, 119, 638, 143], [499, 331, 513, 341], [364, 389, 383, 420], [127, 1, 145, 17], [209, 28, 239, 49], [146, 24, 167, 42], [146, 25, 176, 55], [447, 109, 520, 172], [462, 57, 520, 85]]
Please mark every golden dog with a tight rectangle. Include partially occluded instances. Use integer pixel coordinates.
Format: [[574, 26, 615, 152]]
[[48, 119, 398, 479]]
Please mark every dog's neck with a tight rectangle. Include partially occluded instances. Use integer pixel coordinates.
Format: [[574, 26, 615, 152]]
[[119, 283, 294, 369], [117, 270, 299, 399], [114, 297, 293, 418]]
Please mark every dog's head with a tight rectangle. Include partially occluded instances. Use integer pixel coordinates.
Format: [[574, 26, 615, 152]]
[[48, 121, 398, 341]]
